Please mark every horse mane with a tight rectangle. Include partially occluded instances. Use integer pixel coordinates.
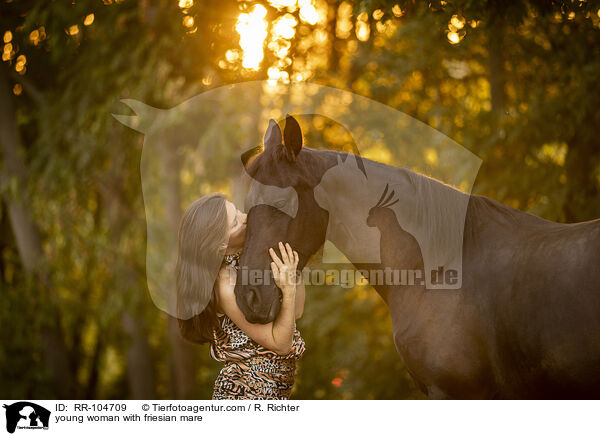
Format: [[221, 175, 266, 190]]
[[313, 150, 471, 285], [403, 167, 565, 270], [401, 168, 470, 276]]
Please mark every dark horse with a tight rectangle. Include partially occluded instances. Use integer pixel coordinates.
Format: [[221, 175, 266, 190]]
[[235, 115, 600, 399]]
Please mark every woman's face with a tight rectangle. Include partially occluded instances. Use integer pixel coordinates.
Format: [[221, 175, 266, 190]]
[[225, 200, 247, 250]]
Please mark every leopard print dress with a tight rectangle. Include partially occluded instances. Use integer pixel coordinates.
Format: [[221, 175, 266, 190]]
[[210, 251, 306, 400]]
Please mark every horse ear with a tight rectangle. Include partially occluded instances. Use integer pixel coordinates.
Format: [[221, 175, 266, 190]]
[[264, 119, 283, 151], [283, 114, 302, 162]]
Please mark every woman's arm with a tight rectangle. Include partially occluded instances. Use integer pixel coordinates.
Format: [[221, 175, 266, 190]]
[[295, 271, 305, 319], [217, 242, 298, 355]]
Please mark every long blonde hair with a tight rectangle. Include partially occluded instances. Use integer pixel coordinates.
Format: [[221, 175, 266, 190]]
[[175, 193, 228, 344]]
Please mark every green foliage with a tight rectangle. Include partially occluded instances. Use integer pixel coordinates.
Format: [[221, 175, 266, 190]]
[[1, 0, 598, 399]]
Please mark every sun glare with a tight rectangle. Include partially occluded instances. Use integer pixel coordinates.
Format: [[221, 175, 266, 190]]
[[178, 0, 193, 8], [267, 0, 296, 9], [299, 0, 319, 25], [447, 31, 461, 44], [273, 13, 297, 40], [236, 4, 268, 70], [356, 12, 370, 41]]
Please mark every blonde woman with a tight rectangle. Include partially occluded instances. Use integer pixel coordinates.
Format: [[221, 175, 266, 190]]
[[175, 193, 305, 399]]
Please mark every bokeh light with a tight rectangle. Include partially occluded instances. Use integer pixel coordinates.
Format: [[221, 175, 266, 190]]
[[67, 25, 80, 36], [84, 14, 95, 26], [273, 13, 297, 40], [299, 0, 319, 25], [178, 0, 194, 8], [236, 4, 268, 70]]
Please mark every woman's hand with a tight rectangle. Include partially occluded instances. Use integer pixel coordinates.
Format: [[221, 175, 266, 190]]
[[217, 241, 299, 356], [269, 242, 299, 297]]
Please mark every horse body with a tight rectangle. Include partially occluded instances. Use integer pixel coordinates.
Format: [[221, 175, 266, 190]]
[[331, 164, 600, 398], [460, 200, 600, 398], [238, 116, 600, 398]]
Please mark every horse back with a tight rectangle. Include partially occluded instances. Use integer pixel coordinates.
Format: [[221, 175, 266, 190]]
[[481, 218, 600, 398]]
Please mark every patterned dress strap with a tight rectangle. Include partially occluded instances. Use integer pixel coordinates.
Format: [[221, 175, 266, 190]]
[[223, 251, 241, 270]]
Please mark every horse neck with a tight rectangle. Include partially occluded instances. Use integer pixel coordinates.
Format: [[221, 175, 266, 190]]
[[314, 150, 470, 291]]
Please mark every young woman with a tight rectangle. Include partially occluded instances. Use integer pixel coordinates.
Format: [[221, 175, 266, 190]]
[[175, 193, 306, 399]]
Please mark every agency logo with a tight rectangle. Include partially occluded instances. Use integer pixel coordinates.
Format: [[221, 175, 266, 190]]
[[113, 80, 481, 319], [3, 402, 50, 434]]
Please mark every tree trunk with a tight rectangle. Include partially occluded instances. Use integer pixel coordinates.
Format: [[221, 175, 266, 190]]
[[167, 316, 196, 399], [160, 131, 196, 399], [83, 332, 103, 399], [327, 0, 340, 72], [488, 19, 505, 113], [563, 135, 599, 223], [122, 311, 157, 399], [98, 134, 157, 400], [0, 65, 77, 399]]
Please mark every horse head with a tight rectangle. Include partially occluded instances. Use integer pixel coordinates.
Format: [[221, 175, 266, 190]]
[[236, 115, 330, 323]]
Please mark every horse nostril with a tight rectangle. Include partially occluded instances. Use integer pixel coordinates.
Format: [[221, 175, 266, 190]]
[[245, 287, 260, 310]]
